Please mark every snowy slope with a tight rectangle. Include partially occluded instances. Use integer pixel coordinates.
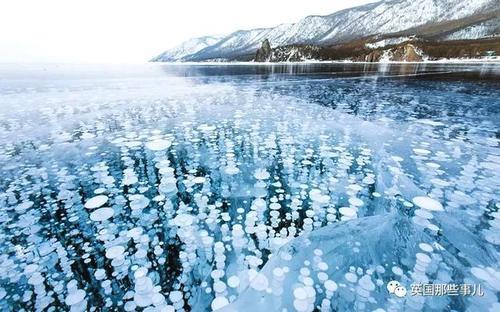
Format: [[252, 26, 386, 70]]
[[444, 17, 500, 40], [150, 36, 222, 62], [319, 0, 499, 42], [153, 0, 499, 61]]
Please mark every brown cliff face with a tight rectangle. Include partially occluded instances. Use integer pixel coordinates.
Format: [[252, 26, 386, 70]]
[[366, 50, 383, 62], [392, 44, 423, 61], [353, 50, 383, 62], [352, 44, 423, 62]]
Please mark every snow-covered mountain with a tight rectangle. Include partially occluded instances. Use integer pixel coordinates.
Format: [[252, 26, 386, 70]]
[[150, 36, 222, 62], [152, 0, 499, 62]]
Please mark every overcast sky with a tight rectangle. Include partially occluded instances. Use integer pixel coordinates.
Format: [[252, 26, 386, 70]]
[[0, 0, 376, 63]]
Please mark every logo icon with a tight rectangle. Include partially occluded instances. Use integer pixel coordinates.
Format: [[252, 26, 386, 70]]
[[387, 280, 407, 298]]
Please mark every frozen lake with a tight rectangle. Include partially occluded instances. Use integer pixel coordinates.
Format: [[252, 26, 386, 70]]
[[0, 63, 499, 311]]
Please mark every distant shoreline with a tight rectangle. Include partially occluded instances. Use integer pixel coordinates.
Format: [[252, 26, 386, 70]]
[[150, 59, 500, 65]]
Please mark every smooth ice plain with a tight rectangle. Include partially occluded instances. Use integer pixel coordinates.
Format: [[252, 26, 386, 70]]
[[0, 63, 499, 312]]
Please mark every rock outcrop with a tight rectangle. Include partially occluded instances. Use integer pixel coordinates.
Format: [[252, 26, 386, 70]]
[[355, 50, 384, 62], [391, 44, 423, 61], [270, 45, 320, 62], [353, 43, 423, 62], [254, 39, 272, 62]]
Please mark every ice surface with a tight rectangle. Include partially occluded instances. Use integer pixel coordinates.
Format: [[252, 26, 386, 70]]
[[0, 63, 498, 311]]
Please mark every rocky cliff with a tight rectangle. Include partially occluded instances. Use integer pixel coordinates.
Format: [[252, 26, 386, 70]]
[[254, 39, 272, 62], [353, 44, 423, 62], [253, 38, 499, 62]]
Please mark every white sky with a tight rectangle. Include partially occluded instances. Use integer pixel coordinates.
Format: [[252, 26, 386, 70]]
[[0, 0, 376, 63]]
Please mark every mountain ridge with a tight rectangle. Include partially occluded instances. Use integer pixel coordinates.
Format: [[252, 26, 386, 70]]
[[150, 35, 223, 62], [151, 0, 500, 62]]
